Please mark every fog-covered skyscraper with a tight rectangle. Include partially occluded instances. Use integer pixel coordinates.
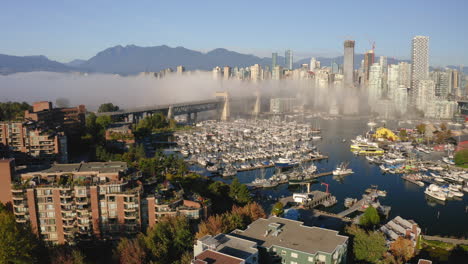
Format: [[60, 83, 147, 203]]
[[410, 36, 429, 105], [272, 52, 278, 69], [363, 50, 375, 83], [285, 50, 293, 70], [343, 40, 355, 87]]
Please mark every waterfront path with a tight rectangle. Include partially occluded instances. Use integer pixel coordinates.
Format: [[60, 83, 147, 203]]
[[422, 235, 468, 245]]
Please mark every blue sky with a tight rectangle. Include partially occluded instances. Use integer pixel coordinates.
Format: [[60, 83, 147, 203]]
[[1, 0, 467, 66]]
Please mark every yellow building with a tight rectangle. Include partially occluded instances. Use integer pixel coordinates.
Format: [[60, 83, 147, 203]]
[[374, 127, 399, 141]]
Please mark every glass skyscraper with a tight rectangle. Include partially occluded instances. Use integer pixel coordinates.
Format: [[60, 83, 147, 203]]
[[272, 52, 278, 69], [285, 50, 293, 70]]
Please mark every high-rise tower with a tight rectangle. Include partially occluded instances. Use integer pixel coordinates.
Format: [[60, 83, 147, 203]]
[[410, 36, 429, 105], [343, 40, 355, 87], [363, 50, 375, 83], [285, 50, 293, 70], [272, 52, 278, 69]]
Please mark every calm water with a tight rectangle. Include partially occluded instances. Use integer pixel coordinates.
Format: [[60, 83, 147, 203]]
[[212, 118, 468, 237]]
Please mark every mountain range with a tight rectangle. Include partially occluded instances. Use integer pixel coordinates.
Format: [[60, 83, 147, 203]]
[[1, 45, 465, 75]]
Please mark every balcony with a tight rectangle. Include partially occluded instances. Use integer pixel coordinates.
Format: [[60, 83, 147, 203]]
[[60, 199, 74, 205], [124, 213, 137, 220], [62, 221, 76, 228], [77, 222, 90, 228], [77, 213, 90, 220], [62, 214, 75, 221], [123, 206, 137, 212], [13, 208, 27, 215], [60, 192, 72, 198], [75, 198, 88, 205]]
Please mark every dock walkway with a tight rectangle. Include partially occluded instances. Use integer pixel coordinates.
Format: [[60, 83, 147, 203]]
[[236, 155, 329, 172], [422, 235, 468, 245], [337, 199, 365, 217], [288, 171, 333, 184]]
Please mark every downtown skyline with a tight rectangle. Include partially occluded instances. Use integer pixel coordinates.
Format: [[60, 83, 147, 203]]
[[1, 0, 467, 66]]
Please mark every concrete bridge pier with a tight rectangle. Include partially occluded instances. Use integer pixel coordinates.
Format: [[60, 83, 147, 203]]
[[167, 105, 174, 120], [127, 114, 134, 123], [193, 112, 198, 123]]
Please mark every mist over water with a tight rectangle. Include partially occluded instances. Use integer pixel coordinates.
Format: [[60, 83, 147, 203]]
[[0, 71, 370, 115]]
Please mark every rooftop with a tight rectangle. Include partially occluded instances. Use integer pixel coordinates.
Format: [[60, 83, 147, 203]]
[[230, 216, 348, 255], [193, 250, 243, 264], [199, 233, 257, 260], [32, 162, 128, 174]]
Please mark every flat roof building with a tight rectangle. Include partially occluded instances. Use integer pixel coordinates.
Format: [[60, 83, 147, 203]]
[[194, 233, 258, 263], [230, 216, 348, 264]]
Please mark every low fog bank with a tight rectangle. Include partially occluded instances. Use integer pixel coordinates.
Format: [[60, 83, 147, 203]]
[[0, 71, 368, 115], [0, 72, 293, 111]]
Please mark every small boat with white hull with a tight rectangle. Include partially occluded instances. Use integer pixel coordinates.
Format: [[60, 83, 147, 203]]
[[333, 162, 353, 176]]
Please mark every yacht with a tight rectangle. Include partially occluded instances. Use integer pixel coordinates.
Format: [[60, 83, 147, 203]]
[[424, 184, 447, 201], [333, 162, 353, 176]]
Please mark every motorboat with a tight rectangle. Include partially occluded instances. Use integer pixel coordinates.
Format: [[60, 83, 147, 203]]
[[424, 184, 447, 201], [333, 162, 353, 176]]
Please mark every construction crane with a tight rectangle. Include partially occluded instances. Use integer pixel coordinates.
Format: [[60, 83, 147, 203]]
[[321, 182, 329, 193]]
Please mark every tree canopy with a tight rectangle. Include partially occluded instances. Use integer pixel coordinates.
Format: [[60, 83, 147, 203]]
[[271, 202, 284, 217], [455, 149, 468, 167], [142, 216, 193, 264], [359, 206, 380, 227], [390, 237, 414, 263], [229, 178, 252, 205], [0, 101, 31, 121], [346, 225, 388, 264], [98, 103, 119, 113], [0, 207, 42, 263]]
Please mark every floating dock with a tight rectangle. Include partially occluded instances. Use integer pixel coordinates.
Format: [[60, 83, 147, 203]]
[[236, 155, 329, 172]]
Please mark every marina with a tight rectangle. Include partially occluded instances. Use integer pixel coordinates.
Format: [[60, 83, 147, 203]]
[[196, 117, 468, 237]]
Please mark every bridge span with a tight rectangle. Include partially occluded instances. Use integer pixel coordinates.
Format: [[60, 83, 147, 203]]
[[95, 95, 261, 123]]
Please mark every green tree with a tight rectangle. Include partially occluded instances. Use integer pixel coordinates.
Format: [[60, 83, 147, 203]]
[[416, 123, 426, 135], [0, 209, 41, 263], [454, 149, 468, 166], [398, 129, 408, 141], [346, 225, 387, 263], [96, 115, 112, 130], [0, 102, 31, 121], [143, 216, 193, 264], [229, 178, 252, 205], [98, 103, 119, 113], [360, 206, 380, 227], [271, 202, 284, 216]]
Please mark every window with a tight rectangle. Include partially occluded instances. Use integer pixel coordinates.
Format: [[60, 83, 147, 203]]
[[290, 262, 298, 264], [109, 210, 117, 217], [281, 250, 286, 256], [291, 252, 298, 258], [46, 211, 55, 218], [108, 203, 117, 209], [49, 233, 57, 239], [46, 204, 54, 210], [308, 256, 314, 262]]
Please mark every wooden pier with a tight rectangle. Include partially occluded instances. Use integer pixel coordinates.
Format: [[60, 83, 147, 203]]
[[288, 171, 333, 184], [279, 191, 334, 209], [312, 209, 353, 222], [337, 198, 366, 217]]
